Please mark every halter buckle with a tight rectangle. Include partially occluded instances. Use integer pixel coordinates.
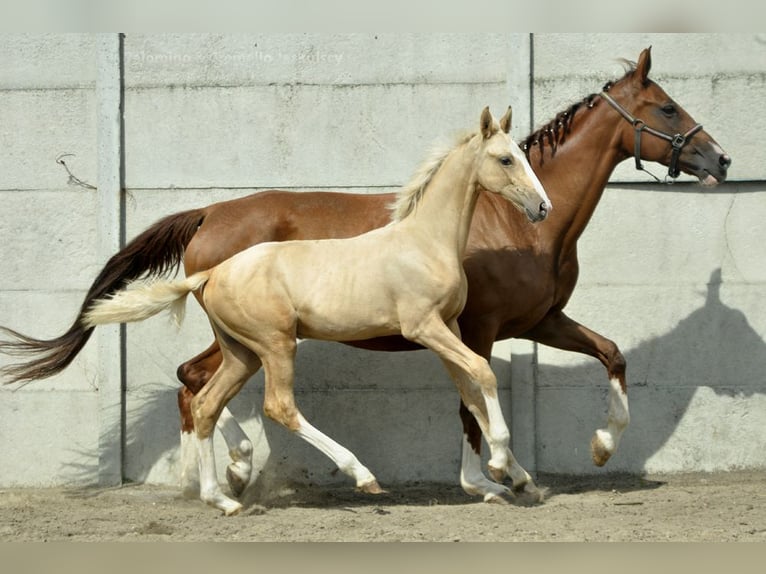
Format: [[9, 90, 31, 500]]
[[671, 133, 686, 149]]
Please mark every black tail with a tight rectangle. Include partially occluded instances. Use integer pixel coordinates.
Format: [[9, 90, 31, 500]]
[[0, 208, 205, 384]]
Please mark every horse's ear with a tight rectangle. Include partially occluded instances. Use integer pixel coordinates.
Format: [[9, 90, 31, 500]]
[[480, 106, 495, 139], [636, 46, 652, 85], [499, 106, 512, 134]]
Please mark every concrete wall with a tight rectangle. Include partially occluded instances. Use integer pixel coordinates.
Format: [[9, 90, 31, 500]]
[[0, 33, 763, 489]]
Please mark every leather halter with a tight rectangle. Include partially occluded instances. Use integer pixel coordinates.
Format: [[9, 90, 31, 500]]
[[599, 90, 703, 182]]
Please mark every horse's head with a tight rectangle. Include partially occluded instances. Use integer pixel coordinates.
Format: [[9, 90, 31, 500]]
[[601, 46, 731, 186], [475, 106, 552, 222]]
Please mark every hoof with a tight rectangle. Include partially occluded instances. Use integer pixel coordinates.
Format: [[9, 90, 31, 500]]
[[180, 480, 200, 499], [488, 465, 505, 483], [515, 483, 545, 506], [224, 503, 243, 517], [203, 495, 243, 516], [590, 431, 613, 467], [226, 465, 249, 498], [358, 479, 387, 495], [484, 491, 511, 505]]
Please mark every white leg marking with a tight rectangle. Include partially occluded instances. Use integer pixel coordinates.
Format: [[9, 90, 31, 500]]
[[216, 408, 253, 496], [504, 449, 532, 488], [593, 378, 630, 464], [471, 393, 510, 478], [459, 435, 510, 503], [196, 435, 243, 516], [179, 431, 200, 497], [294, 413, 378, 489]]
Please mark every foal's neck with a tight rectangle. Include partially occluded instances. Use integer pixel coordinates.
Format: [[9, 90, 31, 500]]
[[400, 143, 479, 259]]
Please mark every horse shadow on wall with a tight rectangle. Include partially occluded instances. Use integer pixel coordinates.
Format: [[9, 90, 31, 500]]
[[66, 268, 765, 496], [532, 268, 765, 476]]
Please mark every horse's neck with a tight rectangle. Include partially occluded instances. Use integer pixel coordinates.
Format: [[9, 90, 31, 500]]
[[529, 106, 626, 258], [401, 146, 478, 259]]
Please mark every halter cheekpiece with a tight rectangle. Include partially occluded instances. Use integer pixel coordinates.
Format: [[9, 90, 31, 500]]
[[599, 84, 703, 183]]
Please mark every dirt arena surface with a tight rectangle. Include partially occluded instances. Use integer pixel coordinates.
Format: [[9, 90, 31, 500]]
[[1, 471, 763, 542]]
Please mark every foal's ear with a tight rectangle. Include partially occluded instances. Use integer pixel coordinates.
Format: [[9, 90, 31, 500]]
[[480, 106, 495, 139], [499, 106, 513, 134], [636, 46, 652, 85]]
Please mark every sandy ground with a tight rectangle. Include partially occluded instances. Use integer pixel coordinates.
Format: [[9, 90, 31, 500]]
[[1, 471, 764, 542]]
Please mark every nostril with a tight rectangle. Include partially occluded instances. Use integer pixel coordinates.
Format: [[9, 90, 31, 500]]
[[539, 202, 548, 213], [719, 154, 732, 169]]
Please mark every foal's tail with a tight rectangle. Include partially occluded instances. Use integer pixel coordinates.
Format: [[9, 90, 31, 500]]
[[0, 208, 205, 385], [83, 272, 211, 329]]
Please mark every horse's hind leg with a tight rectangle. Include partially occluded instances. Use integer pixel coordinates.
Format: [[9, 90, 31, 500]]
[[260, 343, 383, 494], [523, 310, 629, 466], [177, 341, 255, 497]]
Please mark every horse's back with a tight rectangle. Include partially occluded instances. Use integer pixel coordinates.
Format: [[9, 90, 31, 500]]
[[185, 190, 395, 275]]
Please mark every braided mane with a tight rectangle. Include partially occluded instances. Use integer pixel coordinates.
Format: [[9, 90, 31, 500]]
[[520, 59, 638, 160]]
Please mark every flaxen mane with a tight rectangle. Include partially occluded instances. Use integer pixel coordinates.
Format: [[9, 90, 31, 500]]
[[389, 132, 474, 222], [521, 59, 638, 160]]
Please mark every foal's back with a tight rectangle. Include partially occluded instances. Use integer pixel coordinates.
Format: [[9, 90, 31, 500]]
[[201, 221, 462, 345]]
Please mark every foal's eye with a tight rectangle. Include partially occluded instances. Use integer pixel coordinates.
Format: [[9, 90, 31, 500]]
[[661, 104, 677, 117], [499, 156, 513, 166]]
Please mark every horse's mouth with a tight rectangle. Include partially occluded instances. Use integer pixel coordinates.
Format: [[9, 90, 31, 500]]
[[525, 206, 548, 223], [698, 169, 724, 187], [684, 163, 726, 187]]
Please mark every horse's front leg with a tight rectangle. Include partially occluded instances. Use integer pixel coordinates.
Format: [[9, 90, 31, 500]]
[[524, 310, 630, 466], [177, 340, 255, 498]]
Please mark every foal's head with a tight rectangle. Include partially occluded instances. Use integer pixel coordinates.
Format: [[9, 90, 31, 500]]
[[475, 106, 552, 223]]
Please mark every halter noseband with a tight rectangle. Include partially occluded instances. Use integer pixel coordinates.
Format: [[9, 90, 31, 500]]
[[599, 89, 703, 182]]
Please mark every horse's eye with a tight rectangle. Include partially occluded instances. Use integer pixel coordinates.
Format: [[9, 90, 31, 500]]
[[661, 104, 677, 117], [499, 156, 513, 166]]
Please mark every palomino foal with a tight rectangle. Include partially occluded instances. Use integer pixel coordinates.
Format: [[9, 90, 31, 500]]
[[84, 107, 551, 515]]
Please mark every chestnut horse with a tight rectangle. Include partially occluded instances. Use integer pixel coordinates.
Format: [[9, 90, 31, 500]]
[[0, 48, 730, 503], [83, 107, 551, 514]]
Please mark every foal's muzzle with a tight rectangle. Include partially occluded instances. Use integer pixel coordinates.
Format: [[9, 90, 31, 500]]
[[526, 201, 550, 223]]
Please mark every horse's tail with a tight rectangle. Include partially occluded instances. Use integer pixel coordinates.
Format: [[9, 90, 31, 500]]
[[83, 272, 211, 329], [0, 208, 205, 385]]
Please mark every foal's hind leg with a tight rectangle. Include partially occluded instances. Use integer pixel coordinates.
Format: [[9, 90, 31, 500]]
[[260, 342, 383, 494], [177, 341, 255, 497], [191, 334, 263, 515]]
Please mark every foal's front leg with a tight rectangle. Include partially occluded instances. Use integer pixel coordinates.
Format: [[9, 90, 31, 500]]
[[456, 327, 541, 502], [405, 316, 513, 485], [523, 310, 630, 466]]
